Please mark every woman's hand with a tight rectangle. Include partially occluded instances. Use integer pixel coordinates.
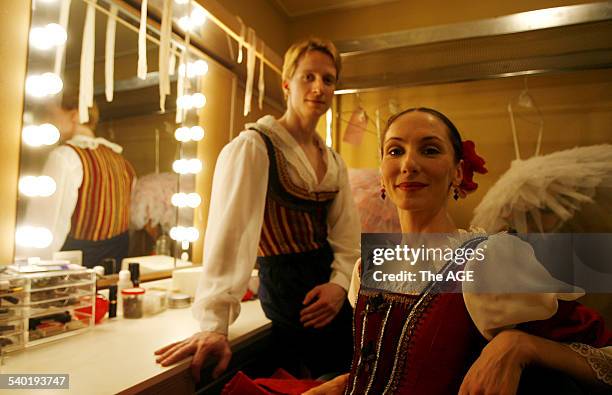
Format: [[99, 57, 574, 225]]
[[459, 330, 535, 395], [300, 283, 347, 328], [154, 331, 232, 382], [302, 373, 349, 395]]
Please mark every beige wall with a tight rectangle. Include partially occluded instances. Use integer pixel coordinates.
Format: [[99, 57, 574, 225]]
[[192, 61, 284, 264], [203, 0, 291, 55], [0, 1, 29, 263], [289, 0, 595, 41], [337, 68, 612, 229]]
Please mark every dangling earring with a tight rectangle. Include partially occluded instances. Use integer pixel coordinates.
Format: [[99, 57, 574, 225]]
[[380, 186, 386, 200], [453, 187, 459, 201]]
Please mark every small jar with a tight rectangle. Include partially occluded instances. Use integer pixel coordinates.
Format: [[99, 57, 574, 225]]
[[121, 288, 145, 319]]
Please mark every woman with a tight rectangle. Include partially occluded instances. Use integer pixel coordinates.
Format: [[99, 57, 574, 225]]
[[155, 38, 360, 381], [306, 108, 611, 394]]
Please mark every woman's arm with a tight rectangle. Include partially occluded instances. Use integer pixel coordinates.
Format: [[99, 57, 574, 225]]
[[459, 329, 611, 395]]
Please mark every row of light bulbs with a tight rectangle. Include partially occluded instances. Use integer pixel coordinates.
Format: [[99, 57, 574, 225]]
[[176, 93, 206, 110], [175, 125, 205, 142], [16, 226, 53, 249], [16, 2, 67, 249], [177, 8, 207, 32], [169, 226, 199, 242], [19, 176, 57, 197], [172, 158, 202, 174], [171, 192, 202, 208], [179, 60, 209, 78], [25, 73, 63, 98], [29, 23, 67, 50], [22, 123, 60, 146]]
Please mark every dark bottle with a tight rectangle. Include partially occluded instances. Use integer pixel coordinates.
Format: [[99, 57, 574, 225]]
[[108, 286, 118, 318], [128, 263, 140, 287]]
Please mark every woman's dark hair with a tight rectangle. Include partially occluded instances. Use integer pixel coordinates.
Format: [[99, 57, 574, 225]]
[[381, 107, 463, 163]]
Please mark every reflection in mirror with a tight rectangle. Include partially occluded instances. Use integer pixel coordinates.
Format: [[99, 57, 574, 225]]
[[14, 0, 213, 275]]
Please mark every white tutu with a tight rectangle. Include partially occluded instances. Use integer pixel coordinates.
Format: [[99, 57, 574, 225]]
[[130, 172, 194, 232], [348, 168, 401, 233], [471, 144, 612, 232]]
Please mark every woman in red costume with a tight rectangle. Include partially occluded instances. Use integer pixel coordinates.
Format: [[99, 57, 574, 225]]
[[306, 107, 611, 395]]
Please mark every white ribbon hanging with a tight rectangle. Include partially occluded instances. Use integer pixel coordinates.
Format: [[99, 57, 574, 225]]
[[175, 50, 186, 123], [236, 17, 245, 64], [53, 0, 71, 76], [168, 42, 176, 76], [79, 1, 96, 124], [243, 28, 256, 116], [104, 5, 118, 102], [137, 0, 148, 80], [158, 0, 173, 112], [257, 39, 265, 110]]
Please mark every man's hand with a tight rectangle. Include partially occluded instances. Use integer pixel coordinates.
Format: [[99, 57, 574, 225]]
[[300, 283, 346, 329], [154, 331, 232, 382], [302, 373, 348, 395]]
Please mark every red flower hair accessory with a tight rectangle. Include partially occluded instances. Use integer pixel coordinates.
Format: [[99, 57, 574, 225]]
[[458, 140, 487, 198]]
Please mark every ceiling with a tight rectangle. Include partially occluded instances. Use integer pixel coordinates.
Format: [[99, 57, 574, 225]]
[[333, 2, 612, 92], [272, 0, 399, 17]]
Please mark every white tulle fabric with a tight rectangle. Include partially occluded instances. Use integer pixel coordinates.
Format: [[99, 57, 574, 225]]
[[471, 144, 612, 232], [347, 168, 401, 233], [129, 172, 193, 232]]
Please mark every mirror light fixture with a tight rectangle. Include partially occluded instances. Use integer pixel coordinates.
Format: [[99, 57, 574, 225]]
[[15, 226, 53, 248], [29, 23, 67, 50], [19, 175, 57, 197], [174, 125, 205, 142], [172, 158, 202, 174], [171, 192, 201, 208], [178, 59, 208, 78], [22, 123, 60, 147], [25, 73, 63, 98], [169, 226, 199, 242]]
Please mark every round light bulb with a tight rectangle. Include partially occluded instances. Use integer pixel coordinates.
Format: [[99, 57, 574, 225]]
[[172, 159, 189, 174], [193, 60, 208, 76], [188, 158, 202, 174], [22, 125, 43, 147], [190, 126, 204, 141], [25, 75, 46, 98], [191, 8, 207, 26], [30, 27, 53, 50], [169, 226, 180, 240], [186, 192, 201, 208], [37, 176, 57, 197], [39, 123, 60, 145], [176, 95, 193, 110], [41, 73, 63, 95], [186, 227, 199, 242], [16, 226, 53, 248], [177, 16, 193, 31], [46, 23, 67, 46], [180, 252, 189, 261], [174, 126, 190, 142], [192, 93, 206, 109], [19, 176, 38, 196]]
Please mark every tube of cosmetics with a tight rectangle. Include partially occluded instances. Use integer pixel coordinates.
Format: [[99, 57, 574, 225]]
[[108, 286, 117, 318]]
